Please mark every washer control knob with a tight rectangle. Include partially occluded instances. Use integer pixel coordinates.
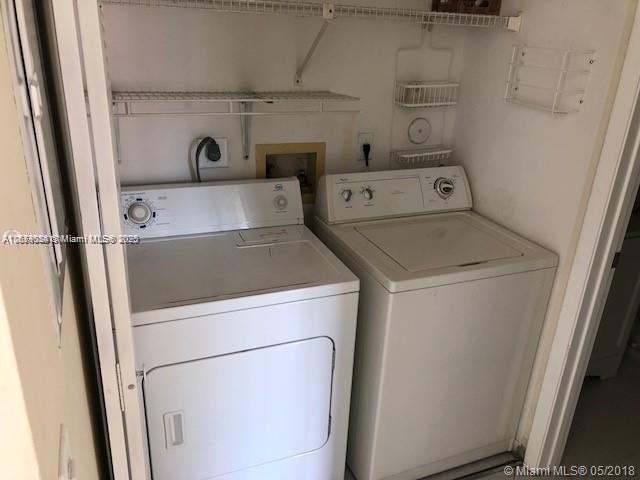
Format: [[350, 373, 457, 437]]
[[434, 177, 455, 199], [274, 195, 288, 210], [127, 201, 152, 224], [341, 189, 353, 202], [362, 187, 374, 201]]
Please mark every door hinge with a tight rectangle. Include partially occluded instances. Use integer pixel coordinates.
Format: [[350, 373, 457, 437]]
[[115, 363, 125, 412], [28, 74, 43, 119], [612, 251, 621, 269]]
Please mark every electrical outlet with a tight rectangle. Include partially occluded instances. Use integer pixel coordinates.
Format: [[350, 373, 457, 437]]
[[357, 132, 374, 162], [192, 137, 229, 169]]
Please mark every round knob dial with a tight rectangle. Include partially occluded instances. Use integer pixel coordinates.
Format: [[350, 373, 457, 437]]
[[362, 187, 374, 201], [434, 177, 455, 199], [127, 201, 152, 225], [341, 189, 353, 202], [274, 195, 288, 210]]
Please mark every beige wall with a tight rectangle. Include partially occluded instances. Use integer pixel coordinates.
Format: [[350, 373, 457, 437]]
[[0, 10, 100, 480], [453, 0, 638, 446], [101, 0, 466, 185]]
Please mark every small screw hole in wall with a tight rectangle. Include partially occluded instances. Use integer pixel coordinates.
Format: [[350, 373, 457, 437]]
[[128, 384, 135, 390]]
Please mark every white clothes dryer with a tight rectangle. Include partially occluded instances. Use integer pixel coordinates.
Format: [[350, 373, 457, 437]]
[[121, 178, 359, 480]]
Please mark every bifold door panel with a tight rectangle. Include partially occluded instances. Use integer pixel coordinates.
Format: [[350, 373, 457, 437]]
[[144, 337, 334, 480]]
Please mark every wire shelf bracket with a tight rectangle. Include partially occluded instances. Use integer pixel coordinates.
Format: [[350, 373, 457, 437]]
[[295, 17, 331, 85]]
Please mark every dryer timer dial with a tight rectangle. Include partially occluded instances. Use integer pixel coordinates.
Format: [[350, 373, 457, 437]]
[[127, 201, 152, 225]]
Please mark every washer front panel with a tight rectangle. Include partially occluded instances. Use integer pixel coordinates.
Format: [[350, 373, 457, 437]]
[[317, 166, 472, 224]]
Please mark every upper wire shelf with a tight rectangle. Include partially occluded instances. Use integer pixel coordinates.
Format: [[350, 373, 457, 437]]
[[111, 90, 360, 116], [101, 0, 522, 31]]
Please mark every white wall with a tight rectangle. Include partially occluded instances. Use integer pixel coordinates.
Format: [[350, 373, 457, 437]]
[[453, 0, 637, 445], [0, 15, 100, 480], [101, 0, 464, 185]]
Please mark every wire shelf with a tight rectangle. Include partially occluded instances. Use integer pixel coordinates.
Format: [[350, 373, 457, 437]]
[[395, 82, 459, 108], [391, 145, 453, 166], [101, 0, 521, 30], [111, 90, 360, 116], [504, 45, 595, 114]]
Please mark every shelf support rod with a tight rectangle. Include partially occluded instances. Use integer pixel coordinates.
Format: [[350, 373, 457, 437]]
[[295, 19, 331, 85], [239, 102, 251, 160]]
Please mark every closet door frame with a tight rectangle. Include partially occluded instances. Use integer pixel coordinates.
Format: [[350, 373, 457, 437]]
[[52, 1, 146, 478], [526, 5, 640, 468]]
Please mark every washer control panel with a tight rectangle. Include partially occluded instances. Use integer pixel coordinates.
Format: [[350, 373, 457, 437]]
[[316, 166, 472, 224], [121, 178, 304, 238]]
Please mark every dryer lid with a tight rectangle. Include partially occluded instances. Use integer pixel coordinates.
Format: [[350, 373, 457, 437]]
[[356, 216, 523, 272], [126, 225, 356, 316]]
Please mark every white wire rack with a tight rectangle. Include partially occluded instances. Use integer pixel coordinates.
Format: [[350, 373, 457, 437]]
[[111, 90, 360, 116], [390, 145, 453, 166], [101, 0, 522, 31], [504, 45, 596, 114], [395, 82, 459, 108]]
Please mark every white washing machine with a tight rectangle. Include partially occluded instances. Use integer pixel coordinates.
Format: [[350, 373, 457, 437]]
[[121, 178, 359, 480], [314, 167, 557, 480]]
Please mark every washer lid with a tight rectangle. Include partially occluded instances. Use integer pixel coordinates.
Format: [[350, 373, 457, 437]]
[[316, 211, 558, 293], [356, 216, 523, 272]]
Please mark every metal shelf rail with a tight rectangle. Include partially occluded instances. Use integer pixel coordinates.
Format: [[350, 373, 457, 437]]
[[101, 0, 522, 31], [111, 90, 360, 116]]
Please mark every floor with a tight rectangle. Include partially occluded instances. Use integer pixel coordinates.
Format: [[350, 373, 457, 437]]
[[345, 351, 640, 480], [480, 350, 640, 479]]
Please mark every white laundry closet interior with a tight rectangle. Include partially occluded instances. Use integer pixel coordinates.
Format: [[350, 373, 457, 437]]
[[54, 0, 639, 478]]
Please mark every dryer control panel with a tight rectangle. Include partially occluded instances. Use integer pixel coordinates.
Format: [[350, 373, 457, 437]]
[[315, 166, 472, 224], [121, 178, 304, 238]]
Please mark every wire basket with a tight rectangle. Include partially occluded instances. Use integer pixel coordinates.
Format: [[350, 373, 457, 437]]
[[390, 145, 453, 166]]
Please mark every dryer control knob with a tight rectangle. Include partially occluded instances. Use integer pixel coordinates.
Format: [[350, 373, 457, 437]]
[[362, 187, 374, 201], [434, 177, 455, 199], [341, 189, 353, 202], [127, 201, 152, 224], [274, 195, 288, 210]]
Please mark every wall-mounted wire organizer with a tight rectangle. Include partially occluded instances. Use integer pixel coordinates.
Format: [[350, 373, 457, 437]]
[[390, 145, 453, 167], [101, 0, 522, 31], [395, 82, 459, 108], [111, 90, 360, 116], [504, 45, 596, 114]]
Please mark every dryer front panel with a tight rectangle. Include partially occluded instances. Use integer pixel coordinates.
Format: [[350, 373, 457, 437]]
[[143, 337, 334, 480]]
